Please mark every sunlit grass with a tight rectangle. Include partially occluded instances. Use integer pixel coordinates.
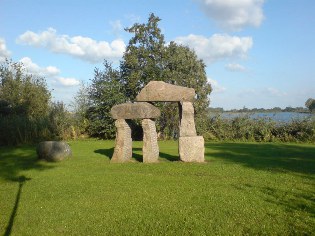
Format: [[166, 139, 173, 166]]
[[1, 140, 314, 235]]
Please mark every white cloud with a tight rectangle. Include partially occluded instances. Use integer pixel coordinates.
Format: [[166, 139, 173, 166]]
[[175, 34, 253, 64], [56, 77, 80, 86], [20, 57, 60, 77], [19, 57, 80, 87], [17, 28, 126, 63], [196, 0, 265, 31], [0, 38, 11, 62], [208, 78, 226, 93], [225, 63, 246, 72]]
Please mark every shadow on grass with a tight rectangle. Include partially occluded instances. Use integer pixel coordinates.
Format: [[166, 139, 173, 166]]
[[94, 148, 114, 159], [261, 186, 315, 217], [0, 145, 54, 182], [132, 149, 143, 162], [159, 152, 180, 161], [209, 142, 315, 221], [94, 147, 179, 162], [206, 142, 315, 175], [4, 175, 31, 236], [94, 148, 143, 161], [0, 145, 54, 236]]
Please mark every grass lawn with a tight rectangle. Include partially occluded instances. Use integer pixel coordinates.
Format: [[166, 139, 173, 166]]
[[0, 140, 314, 235]]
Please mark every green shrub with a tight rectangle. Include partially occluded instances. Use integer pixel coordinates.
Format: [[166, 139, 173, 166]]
[[202, 115, 315, 143]]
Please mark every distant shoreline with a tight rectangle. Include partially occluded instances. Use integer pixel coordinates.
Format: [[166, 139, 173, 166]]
[[208, 107, 311, 114]]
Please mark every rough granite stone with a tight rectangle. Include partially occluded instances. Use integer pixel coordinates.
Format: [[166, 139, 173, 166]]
[[111, 102, 160, 119], [111, 119, 132, 163], [135, 81, 195, 102], [37, 141, 72, 162], [179, 136, 204, 162], [179, 102, 197, 137], [142, 119, 159, 163]]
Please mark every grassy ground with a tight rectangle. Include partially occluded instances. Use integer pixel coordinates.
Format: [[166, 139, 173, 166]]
[[0, 140, 314, 235]]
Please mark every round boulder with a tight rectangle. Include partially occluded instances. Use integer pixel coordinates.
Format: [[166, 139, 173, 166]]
[[37, 141, 72, 162]]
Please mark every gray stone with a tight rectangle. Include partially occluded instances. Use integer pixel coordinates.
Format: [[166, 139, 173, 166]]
[[111, 119, 132, 163], [179, 102, 197, 137], [142, 119, 159, 163], [136, 81, 195, 102], [37, 141, 72, 162], [179, 136, 204, 162], [111, 102, 160, 119]]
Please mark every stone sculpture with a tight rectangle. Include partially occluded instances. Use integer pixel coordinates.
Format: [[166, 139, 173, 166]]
[[110, 81, 204, 163], [136, 81, 204, 162], [110, 102, 160, 163], [37, 141, 72, 162]]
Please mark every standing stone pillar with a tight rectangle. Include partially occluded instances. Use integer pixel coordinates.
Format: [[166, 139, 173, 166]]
[[179, 102, 197, 137], [111, 119, 132, 163], [178, 101, 204, 162], [142, 119, 159, 163]]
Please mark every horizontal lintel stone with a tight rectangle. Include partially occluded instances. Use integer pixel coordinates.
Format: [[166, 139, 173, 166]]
[[111, 102, 160, 119], [136, 81, 195, 102]]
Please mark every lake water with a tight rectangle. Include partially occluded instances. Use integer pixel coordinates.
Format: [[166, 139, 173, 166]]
[[212, 112, 314, 123]]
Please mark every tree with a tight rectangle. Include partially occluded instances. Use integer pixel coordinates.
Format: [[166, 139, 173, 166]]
[[121, 13, 212, 138], [71, 82, 91, 134], [87, 60, 125, 138], [0, 59, 51, 118], [0, 59, 53, 145], [305, 98, 315, 112], [120, 13, 165, 101], [164, 42, 211, 112], [80, 13, 212, 139]]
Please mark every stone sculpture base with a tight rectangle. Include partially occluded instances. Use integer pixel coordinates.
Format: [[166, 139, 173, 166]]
[[179, 136, 205, 162], [111, 119, 132, 163], [142, 119, 159, 163]]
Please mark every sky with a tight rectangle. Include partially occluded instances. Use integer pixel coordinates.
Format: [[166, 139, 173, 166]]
[[0, 0, 314, 110]]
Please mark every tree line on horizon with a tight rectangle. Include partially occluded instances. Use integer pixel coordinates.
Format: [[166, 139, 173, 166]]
[[208, 106, 312, 113]]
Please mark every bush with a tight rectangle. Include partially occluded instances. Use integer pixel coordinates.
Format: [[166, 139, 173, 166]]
[[202, 115, 315, 143], [0, 102, 87, 146], [0, 115, 51, 146]]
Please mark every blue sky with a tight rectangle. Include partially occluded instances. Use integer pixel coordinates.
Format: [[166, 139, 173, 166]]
[[1, 0, 314, 109]]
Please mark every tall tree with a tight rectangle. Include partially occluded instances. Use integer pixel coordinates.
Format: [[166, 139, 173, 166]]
[[164, 42, 211, 113], [120, 13, 165, 101], [87, 60, 125, 138], [71, 82, 91, 133], [161, 42, 212, 137], [121, 14, 212, 138], [305, 98, 315, 112]]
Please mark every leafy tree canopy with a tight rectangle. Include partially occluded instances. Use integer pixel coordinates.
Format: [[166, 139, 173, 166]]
[[0, 59, 51, 118], [87, 60, 125, 138], [305, 98, 315, 112]]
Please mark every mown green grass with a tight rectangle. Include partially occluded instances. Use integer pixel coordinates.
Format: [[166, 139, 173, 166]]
[[1, 140, 314, 235]]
